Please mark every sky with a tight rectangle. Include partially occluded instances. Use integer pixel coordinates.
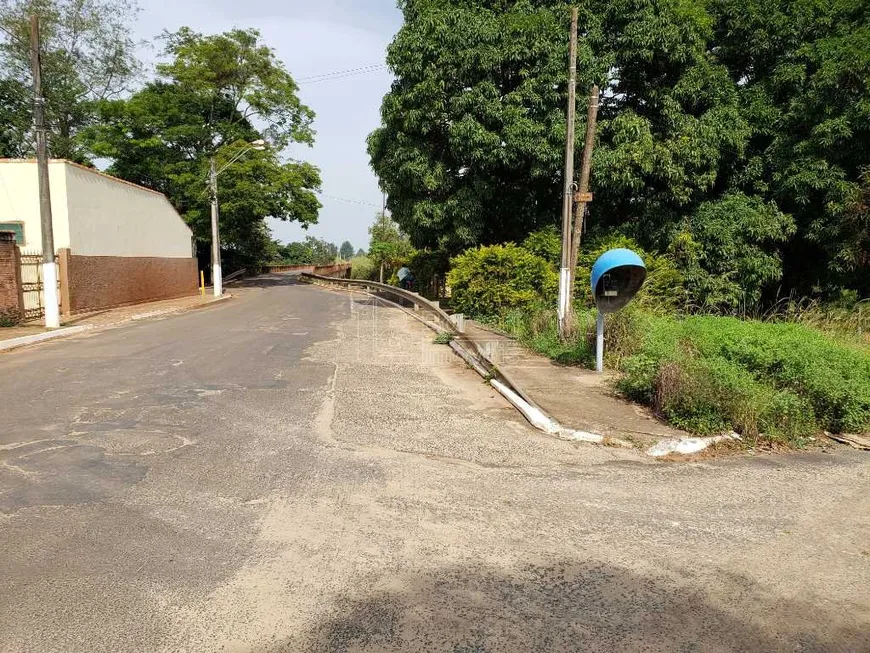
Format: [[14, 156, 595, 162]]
[[134, 0, 403, 253]]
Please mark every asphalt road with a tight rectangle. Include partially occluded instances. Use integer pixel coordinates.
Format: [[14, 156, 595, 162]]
[[1, 275, 868, 652]]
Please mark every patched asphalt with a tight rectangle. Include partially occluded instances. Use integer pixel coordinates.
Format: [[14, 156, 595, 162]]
[[1, 275, 868, 652]]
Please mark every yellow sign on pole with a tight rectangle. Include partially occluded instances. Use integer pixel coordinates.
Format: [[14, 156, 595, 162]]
[[574, 191, 594, 203]]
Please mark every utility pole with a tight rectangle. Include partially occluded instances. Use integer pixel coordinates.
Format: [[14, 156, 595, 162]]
[[568, 84, 600, 294], [209, 157, 222, 297], [30, 16, 60, 328], [557, 7, 578, 338]]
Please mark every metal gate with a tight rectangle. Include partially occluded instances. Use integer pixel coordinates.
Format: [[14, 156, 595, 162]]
[[19, 252, 59, 320]]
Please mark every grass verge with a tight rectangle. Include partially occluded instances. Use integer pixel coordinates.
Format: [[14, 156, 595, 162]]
[[491, 305, 870, 446]]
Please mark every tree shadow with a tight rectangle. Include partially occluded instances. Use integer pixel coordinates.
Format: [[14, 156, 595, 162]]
[[263, 559, 867, 652]]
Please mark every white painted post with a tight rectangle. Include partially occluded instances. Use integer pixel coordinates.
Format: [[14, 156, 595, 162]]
[[596, 310, 604, 373], [209, 157, 222, 297], [557, 267, 571, 324], [42, 260, 59, 328]]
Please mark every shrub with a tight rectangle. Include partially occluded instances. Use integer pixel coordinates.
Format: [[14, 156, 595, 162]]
[[495, 305, 594, 366], [408, 249, 450, 298], [522, 225, 561, 266], [447, 244, 558, 318], [350, 256, 377, 280], [617, 314, 870, 439], [0, 310, 19, 327]]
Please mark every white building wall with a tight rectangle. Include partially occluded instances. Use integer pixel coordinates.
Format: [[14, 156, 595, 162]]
[[63, 162, 193, 258], [0, 160, 70, 254]]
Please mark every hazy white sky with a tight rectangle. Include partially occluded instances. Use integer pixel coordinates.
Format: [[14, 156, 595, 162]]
[[134, 0, 402, 252]]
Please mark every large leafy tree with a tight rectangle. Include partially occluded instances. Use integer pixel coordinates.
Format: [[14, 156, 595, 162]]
[[369, 0, 604, 252], [371, 0, 869, 303], [0, 0, 140, 161], [711, 0, 869, 294], [85, 28, 321, 266]]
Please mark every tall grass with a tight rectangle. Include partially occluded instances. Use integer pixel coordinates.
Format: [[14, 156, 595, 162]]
[[492, 304, 870, 444]]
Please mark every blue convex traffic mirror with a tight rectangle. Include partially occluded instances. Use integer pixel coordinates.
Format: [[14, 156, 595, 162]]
[[590, 248, 647, 313]]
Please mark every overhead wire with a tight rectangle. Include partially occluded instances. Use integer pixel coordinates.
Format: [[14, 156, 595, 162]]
[[296, 63, 388, 85]]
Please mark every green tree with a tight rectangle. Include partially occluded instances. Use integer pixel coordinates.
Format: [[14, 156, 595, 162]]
[[0, 0, 141, 161], [339, 240, 354, 260], [304, 236, 338, 265], [371, 0, 869, 305], [85, 28, 320, 266], [710, 0, 870, 295], [0, 77, 30, 157], [367, 212, 412, 283], [369, 1, 600, 253]]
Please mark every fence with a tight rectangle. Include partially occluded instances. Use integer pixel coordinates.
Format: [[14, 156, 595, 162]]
[[19, 252, 59, 320]]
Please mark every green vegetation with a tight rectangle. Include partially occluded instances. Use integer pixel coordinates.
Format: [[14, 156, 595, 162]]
[[0, 0, 140, 162], [86, 27, 320, 269], [433, 331, 453, 345], [270, 236, 338, 266], [367, 213, 413, 283], [447, 244, 557, 319], [616, 314, 870, 440], [0, 311, 19, 327], [339, 241, 355, 261], [0, 2, 322, 269], [350, 256, 377, 280], [370, 0, 869, 303], [492, 303, 870, 443]]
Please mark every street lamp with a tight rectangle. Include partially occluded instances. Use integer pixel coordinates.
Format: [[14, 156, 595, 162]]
[[209, 139, 267, 296]]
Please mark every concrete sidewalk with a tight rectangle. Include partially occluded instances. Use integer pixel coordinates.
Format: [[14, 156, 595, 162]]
[[0, 293, 229, 352], [463, 320, 689, 447]]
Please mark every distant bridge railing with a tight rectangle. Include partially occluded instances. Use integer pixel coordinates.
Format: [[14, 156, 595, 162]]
[[268, 262, 351, 277]]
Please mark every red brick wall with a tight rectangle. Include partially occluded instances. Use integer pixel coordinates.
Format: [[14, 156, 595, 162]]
[[63, 253, 198, 314], [0, 232, 23, 322]]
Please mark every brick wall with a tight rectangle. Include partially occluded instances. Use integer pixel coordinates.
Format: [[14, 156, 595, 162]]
[[60, 251, 198, 314], [0, 232, 23, 322]]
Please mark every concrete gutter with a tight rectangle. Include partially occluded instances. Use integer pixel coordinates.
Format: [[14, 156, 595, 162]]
[[0, 325, 92, 352], [0, 294, 232, 353]]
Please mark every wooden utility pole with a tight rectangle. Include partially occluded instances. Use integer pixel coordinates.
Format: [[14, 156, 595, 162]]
[[30, 15, 60, 328], [557, 7, 579, 338], [568, 84, 600, 294]]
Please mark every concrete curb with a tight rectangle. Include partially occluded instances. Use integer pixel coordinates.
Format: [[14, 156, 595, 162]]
[[0, 294, 232, 353], [0, 325, 92, 352]]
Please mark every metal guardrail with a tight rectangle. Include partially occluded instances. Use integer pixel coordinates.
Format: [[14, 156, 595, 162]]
[[299, 272, 541, 410]]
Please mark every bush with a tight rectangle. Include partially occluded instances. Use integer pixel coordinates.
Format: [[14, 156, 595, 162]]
[[408, 249, 450, 298], [447, 244, 558, 318], [350, 256, 377, 280], [522, 225, 561, 266], [0, 311, 19, 327], [617, 314, 870, 439]]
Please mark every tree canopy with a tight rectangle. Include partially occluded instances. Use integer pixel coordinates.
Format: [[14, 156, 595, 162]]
[[339, 240, 354, 260], [370, 0, 869, 302], [85, 27, 320, 267], [0, 0, 141, 161]]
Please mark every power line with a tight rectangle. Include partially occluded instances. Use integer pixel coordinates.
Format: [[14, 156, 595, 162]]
[[317, 192, 381, 209], [296, 63, 388, 85]]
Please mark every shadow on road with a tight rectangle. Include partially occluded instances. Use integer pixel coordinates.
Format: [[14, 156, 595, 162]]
[[265, 559, 866, 652]]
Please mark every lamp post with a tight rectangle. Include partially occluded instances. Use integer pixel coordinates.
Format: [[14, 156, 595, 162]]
[[208, 139, 266, 296]]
